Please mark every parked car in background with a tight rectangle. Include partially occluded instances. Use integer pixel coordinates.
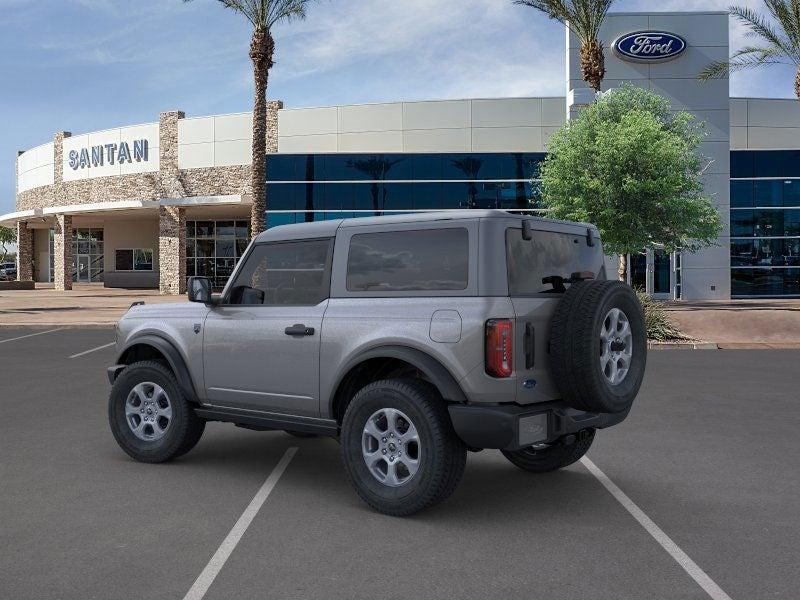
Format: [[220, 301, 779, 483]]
[[0, 262, 16, 281]]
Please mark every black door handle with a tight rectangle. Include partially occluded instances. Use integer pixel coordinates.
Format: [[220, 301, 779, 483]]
[[285, 324, 315, 336], [524, 322, 535, 369]]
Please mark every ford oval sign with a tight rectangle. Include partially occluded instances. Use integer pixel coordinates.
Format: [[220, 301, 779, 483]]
[[613, 31, 686, 63]]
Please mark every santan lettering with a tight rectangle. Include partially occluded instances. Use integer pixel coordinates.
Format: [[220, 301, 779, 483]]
[[629, 35, 674, 56], [68, 139, 148, 170]]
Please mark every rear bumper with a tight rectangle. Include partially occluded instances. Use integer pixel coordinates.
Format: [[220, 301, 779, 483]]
[[448, 401, 629, 451]]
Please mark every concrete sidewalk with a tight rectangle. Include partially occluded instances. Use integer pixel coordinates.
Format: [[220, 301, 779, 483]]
[[664, 299, 800, 348], [0, 284, 176, 327]]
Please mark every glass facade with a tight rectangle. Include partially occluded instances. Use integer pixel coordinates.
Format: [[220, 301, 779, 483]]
[[72, 228, 104, 283], [731, 151, 800, 297], [265, 153, 545, 228], [186, 220, 251, 289]]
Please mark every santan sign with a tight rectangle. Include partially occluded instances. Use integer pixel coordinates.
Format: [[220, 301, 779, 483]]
[[68, 139, 149, 170], [613, 31, 687, 62]]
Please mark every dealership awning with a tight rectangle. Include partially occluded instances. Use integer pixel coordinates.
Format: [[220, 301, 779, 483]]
[[0, 194, 247, 227]]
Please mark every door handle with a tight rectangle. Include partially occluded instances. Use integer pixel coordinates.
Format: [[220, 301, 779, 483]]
[[524, 322, 535, 369], [285, 324, 315, 336]]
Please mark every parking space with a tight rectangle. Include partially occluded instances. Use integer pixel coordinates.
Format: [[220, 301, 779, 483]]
[[1, 328, 798, 599]]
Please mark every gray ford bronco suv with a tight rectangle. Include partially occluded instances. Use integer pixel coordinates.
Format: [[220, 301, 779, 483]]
[[108, 210, 646, 516]]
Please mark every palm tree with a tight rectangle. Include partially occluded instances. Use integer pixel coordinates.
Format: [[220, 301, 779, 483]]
[[514, 0, 615, 92], [184, 0, 315, 235], [699, 2, 800, 101]]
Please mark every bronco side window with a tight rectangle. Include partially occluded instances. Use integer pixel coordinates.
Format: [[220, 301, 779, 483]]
[[346, 228, 469, 292], [228, 238, 333, 306]]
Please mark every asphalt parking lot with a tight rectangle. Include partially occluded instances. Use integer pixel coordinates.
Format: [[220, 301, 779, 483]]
[[1, 328, 798, 600]]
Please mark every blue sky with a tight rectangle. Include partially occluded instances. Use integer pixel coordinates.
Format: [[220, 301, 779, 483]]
[[1, 0, 797, 215]]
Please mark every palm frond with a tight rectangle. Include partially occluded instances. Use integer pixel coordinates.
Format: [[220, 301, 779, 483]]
[[730, 5, 800, 64], [515, 0, 615, 43], [699, 46, 789, 79]]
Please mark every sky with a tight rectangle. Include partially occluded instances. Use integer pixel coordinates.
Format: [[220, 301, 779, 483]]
[[0, 0, 797, 216]]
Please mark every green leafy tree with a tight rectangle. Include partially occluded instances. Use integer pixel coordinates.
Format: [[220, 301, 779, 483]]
[[514, 0, 615, 91], [699, 2, 800, 100], [539, 84, 722, 281], [0, 226, 15, 263], [183, 0, 317, 234]]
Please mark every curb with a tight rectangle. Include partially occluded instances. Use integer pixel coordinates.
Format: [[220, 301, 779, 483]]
[[0, 323, 116, 329], [648, 340, 719, 350]]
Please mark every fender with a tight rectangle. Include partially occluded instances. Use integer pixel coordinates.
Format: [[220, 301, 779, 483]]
[[114, 334, 199, 403], [329, 344, 468, 415]]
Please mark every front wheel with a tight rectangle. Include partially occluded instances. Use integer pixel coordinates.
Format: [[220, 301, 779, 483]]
[[108, 361, 205, 463], [340, 379, 466, 516], [501, 429, 595, 473]]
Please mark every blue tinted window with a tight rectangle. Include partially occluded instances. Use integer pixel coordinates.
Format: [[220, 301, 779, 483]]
[[324, 183, 351, 211], [785, 210, 800, 235], [731, 210, 753, 237], [266, 212, 296, 228], [754, 180, 783, 206], [439, 182, 468, 209], [783, 180, 800, 207], [732, 268, 800, 296], [781, 150, 800, 177], [266, 155, 296, 181], [730, 181, 753, 208], [754, 151, 783, 177], [267, 184, 298, 210], [353, 183, 380, 212], [381, 183, 413, 211], [730, 151, 754, 178], [415, 183, 445, 209], [411, 155, 442, 180], [444, 154, 486, 180]]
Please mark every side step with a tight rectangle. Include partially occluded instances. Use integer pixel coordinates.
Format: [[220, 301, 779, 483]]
[[194, 405, 339, 437]]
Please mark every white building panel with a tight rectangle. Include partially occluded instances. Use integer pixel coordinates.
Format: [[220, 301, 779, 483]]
[[178, 142, 214, 170], [278, 107, 338, 137], [472, 127, 543, 152], [541, 98, 566, 127], [338, 130, 403, 152], [746, 127, 800, 150], [402, 128, 471, 153], [214, 113, 252, 142], [278, 134, 338, 153], [747, 98, 800, 128], [729, 99, 748, 127], [403, 100, 471, 130], [648, 13, 729, 47], [179, 117, 214, 145], [214, 139, 250, 167], [338, 103, 403, 133], [730, 126, 748, 149], [471, 98, 542, 128]]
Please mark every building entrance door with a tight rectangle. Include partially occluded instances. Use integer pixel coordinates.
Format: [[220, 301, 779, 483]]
[[77, 255, 90, 282], [626, 249, 679, 300]]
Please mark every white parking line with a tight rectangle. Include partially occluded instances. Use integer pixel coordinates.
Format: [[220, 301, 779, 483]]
[[581, 457, 733, 600], [0, 329, 63, 345], [68, 342, 116, 359], [183, 447, 298, 600]]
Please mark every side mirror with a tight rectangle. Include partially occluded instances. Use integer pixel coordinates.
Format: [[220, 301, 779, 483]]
[[188, 276, 213, 304]]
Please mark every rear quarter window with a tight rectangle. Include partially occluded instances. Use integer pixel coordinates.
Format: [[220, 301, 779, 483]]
[[347, 228, 469, 292], [506, 228, 598, 295]]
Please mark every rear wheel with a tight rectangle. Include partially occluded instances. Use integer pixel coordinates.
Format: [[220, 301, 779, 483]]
[[501, 429, 595, 473], [108, 361, 205, 463], [340, 379, 466, 516]]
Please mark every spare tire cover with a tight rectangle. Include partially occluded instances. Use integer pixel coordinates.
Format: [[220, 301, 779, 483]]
[[549, 280, 647, 414]]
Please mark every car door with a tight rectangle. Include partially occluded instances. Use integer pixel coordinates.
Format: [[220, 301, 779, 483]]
[[202, 238, 333, 418]]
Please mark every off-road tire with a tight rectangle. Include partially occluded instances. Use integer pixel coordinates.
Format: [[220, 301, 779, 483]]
[[501, 429, 595, 473], [109, 361, 205, 463], [340, 379, 467, 516], [550, 280, 646, 413]]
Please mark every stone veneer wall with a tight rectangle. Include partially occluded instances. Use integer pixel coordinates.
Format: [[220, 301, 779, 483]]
[[158, 206, 186, 295], [53, 214, 73, 291], [16, 222, 33, 281]]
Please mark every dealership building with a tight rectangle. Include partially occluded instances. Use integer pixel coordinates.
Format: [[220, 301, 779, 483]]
[[3, 10, 800, 299]]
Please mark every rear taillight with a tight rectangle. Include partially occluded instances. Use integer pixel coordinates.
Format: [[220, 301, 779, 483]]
[[485, 319, 513, 378]]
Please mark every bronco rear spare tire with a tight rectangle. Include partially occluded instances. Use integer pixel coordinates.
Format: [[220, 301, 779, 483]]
[[550, 280, 646, 414]]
